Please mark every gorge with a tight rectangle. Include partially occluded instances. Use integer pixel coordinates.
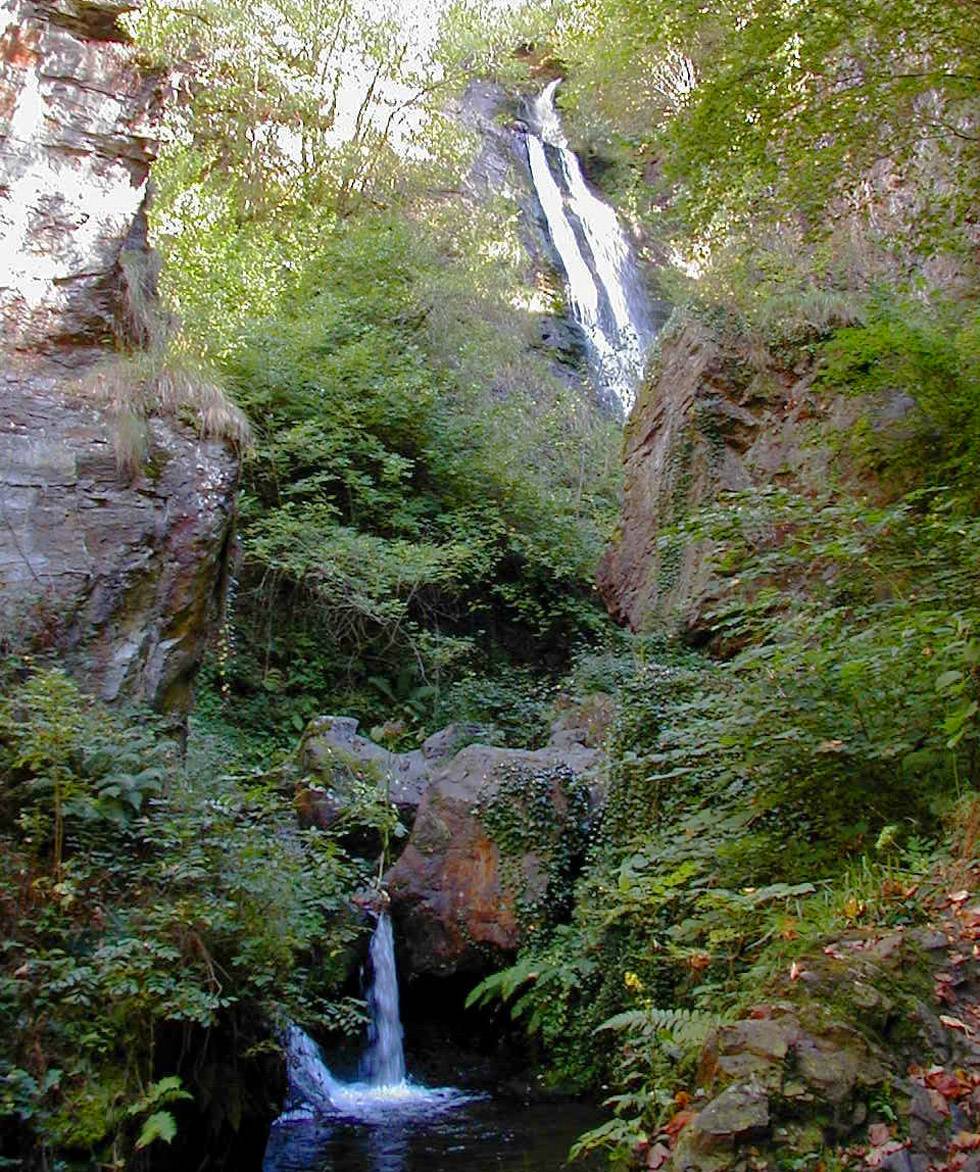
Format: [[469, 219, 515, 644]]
[[0, 1, 976, 1171]]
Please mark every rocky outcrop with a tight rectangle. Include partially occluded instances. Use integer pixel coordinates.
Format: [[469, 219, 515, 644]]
[[648, 878, 980, 1172], [294, 712, 602, 976], [0, 1, 240, 711], [386, 736, 597, 975], [1, 0, 163, 349], [0, 358, 238, 711], [598, 315, 868, 639], [296, 716, 482, 828]]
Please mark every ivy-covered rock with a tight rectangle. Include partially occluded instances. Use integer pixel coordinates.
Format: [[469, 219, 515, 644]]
[[385, 737, 598, 975]]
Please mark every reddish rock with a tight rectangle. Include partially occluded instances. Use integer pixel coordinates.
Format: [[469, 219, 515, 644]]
[[385, 740, 597, 975], [597, 317, 871, 640]]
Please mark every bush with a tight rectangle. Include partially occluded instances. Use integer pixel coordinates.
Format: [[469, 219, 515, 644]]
[[0, 665, 369, 1169]]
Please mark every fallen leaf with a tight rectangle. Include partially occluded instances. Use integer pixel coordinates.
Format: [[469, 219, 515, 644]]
[[924, 1069, 971, 1100], [939, 1014, 970, 1033], [790, 960, 804, 981], [646, 1142, 672, 1169], [866, 1139, 906, 1167]]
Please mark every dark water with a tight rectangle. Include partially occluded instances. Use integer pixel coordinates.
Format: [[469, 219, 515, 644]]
[[262, 1097, 604, 1172]]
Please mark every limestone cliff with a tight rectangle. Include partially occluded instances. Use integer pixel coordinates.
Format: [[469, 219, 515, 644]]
[[0, 0, 238, 711]]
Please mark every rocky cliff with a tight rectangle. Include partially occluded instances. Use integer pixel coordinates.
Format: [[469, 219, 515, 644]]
[[598, 314, 868, 640], [0, 0, 239, 711], [0, 0, 162, 348]]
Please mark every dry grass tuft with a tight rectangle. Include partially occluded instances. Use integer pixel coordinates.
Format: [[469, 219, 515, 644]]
[[82, 351, 251, 479]]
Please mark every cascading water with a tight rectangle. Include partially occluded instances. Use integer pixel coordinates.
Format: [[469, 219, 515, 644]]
[[526, 78, 658, 416], [273, 913, 466, 1127], [359, 911, 406, 1085], [265, 912, 604, 1171]]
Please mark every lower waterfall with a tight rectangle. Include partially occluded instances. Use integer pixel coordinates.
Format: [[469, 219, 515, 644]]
[[274, 913, 467, 1125]]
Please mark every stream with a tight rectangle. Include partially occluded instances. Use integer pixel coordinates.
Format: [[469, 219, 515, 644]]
[[262, 914, 602, 1172]]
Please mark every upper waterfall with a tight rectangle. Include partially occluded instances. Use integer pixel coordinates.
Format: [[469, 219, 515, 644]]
[[526, 78, 654, 416]]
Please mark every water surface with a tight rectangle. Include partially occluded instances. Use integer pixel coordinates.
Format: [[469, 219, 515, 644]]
[[263, 1096, 604, 1172]]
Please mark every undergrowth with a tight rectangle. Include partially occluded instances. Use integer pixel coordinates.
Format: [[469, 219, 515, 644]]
[[0, 662, 379, 1170]]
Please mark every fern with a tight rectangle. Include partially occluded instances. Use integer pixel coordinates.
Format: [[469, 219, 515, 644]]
[[464, 955, 541, 1011], [597, 1004, 722, 1051]]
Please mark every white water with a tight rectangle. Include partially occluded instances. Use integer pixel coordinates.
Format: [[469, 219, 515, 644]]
[[360, 912, 406, 1085], [275, 914, 470, 1125], [527, 79, 654, 416]]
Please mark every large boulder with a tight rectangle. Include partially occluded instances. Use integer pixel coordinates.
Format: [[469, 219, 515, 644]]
[[294, 710, 602, 976], [295, 716, 481, 828], [385, 735, 598, 975]]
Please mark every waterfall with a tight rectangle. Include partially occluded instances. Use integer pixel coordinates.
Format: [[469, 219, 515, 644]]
[[526, 78, 655, 416], [274, 913, 468, 1125], [359, 912, 406, 1085]]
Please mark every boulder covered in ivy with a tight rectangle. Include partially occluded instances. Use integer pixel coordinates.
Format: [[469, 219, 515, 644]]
[[385, 735, 599, 975]]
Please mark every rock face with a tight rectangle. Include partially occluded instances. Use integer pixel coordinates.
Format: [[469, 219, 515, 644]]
[[598, 315, 868, 639], [386, 737, 597, 975], [295, 713, 601, 976], [0, 358, 238, 711], [0, 0, 239, 711], [1, 0, 163, 349]]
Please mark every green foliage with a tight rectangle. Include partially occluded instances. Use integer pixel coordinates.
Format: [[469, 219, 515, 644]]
[[471, 467, 977, 1157], [551, 0, 977, 308], [817, 298, 980, 489], [160, 203, 618, 752], [0, 665, 368, 1168]]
